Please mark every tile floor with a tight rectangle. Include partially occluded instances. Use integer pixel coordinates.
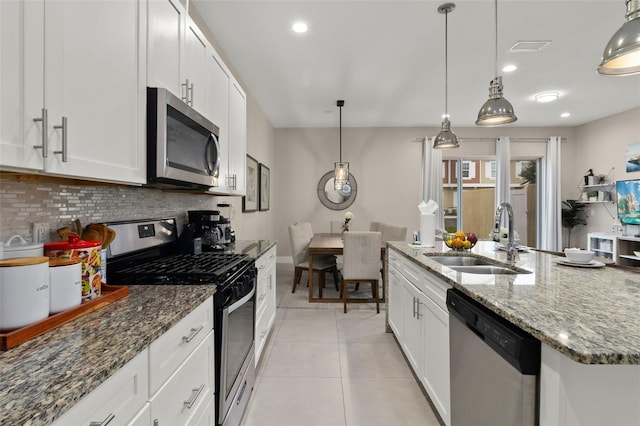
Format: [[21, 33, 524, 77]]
[[241, 263, 441, 426]]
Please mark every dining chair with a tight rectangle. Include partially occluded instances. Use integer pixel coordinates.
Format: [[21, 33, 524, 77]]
[[377, 223, 407, 300], [341, 231, 382, 313], [288, 223, 339, 294]]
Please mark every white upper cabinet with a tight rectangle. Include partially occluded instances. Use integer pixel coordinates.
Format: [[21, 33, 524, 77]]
[[205, 50, 230, 189], [147, 0, 184, 98], [147, 0, 207, 113], [183, 18, 208, 113], [0, 0, 44, 171], [227, 80, 247, 195], [1, 0, 147, 184]]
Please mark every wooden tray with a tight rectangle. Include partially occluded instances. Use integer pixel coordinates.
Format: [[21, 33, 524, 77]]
[[0, 284, 128, 350]]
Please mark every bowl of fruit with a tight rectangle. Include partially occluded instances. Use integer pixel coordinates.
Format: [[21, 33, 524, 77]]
[[443, 231, 478, 251]]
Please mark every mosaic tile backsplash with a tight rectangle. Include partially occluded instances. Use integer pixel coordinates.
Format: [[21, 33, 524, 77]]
[[0, 177, 220, 243]]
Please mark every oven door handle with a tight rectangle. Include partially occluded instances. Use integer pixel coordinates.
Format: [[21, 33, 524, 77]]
[[228, 285, 255, 314]]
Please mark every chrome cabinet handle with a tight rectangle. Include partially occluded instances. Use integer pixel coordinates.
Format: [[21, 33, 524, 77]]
[[412, 297, 416, 318], [33, 108, 48, 158], [188, 81, 194, 106], [416, 299, 423, 319], [183, 384, 205, 409], [53, 116, 68, 162], [267, 275, 272, 290], [181, 78, 190, 103], [89, 413, 115, 426], [181, 325, 203, 343]]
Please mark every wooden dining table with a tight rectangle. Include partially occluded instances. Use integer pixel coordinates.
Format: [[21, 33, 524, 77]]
[[307, 233, 386, 303]]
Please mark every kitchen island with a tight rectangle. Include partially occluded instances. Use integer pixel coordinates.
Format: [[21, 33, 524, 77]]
[[0, 240, 275, 425], [389, 240, 640, 425]]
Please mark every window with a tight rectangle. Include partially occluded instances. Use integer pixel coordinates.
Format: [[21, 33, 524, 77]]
[[485, 161, 496, 179]]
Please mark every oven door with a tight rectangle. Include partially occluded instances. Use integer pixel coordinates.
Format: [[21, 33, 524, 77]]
[[219, 283, 255, 426]]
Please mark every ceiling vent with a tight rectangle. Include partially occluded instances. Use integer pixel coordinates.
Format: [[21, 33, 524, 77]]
[[508, 40, 551, 53]]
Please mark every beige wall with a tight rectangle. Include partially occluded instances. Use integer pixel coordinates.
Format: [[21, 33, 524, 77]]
[[568, 107, 640, 248], [274, 126, 574, 259]]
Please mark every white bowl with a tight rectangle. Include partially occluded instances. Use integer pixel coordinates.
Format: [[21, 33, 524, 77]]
[[564, 248, 594, 264]]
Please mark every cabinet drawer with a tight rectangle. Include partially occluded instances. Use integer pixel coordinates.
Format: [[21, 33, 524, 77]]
[[150, 330, 215, 425], [255, 246, 276, 270], [420, 272, 451, 312], [54, 349, 149, 426], [149, 297, 213, 395]]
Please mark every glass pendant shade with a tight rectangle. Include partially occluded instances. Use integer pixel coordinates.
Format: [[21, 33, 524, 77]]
[[433, 117, 459, 149], [334, 162, 349, 190], [598, 0, 640, 76], [476, 77, 517, 126]]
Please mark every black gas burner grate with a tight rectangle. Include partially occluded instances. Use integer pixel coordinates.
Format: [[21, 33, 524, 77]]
[[110, 252, 251, 286]]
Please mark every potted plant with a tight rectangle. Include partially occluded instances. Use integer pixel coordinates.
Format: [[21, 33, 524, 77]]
[[597, 174, 608, 184], [587, 191, 598, 201], [562, 200, 588, 248]]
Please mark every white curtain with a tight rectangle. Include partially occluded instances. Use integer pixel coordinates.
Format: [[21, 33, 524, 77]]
[[422, 137, 444, 230], [540, 136, 562, 251], [495, 137, 511, 227]]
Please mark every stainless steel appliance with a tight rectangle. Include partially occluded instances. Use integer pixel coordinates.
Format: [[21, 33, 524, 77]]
[[447, 288, 541, 426], [105, 218, 255, 426], [188, 210, 235, 250], [147, 87, 221, 189]]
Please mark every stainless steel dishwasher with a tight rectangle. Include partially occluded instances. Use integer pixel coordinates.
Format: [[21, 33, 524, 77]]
[[447, 288, 541, 426]]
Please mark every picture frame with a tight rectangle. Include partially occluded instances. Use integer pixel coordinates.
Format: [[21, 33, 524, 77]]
[[243, 155, 259, 212], [259, 163, 270, 211]]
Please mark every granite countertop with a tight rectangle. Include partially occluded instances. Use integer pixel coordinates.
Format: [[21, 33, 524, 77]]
[[0, 239, 275, 425], [388, 240, 640, 365]]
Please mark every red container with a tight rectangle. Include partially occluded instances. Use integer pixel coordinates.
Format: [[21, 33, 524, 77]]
[[44, 236, 102, 301]]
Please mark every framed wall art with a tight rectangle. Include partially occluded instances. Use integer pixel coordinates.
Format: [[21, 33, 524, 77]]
[[243, 155, 259, 212], [259, 163, 270, 211]]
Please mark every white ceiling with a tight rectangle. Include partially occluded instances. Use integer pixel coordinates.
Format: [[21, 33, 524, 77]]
[[191, 0, 640, 129]]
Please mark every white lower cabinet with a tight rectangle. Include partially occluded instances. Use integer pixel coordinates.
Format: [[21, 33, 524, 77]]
[[149, 330, 215, 425], [128, 403, 151, 426], [255, 245, 277, 365], [148, 298, 214, 395], [387, 248, 451, 426], [53, 349, 150, 426], [54, 297, 215, 426]]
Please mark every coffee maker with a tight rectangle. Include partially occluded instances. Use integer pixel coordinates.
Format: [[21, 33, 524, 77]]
[[187, 209, 235, 251]]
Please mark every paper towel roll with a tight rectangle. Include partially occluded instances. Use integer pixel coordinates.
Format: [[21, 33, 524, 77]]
[[420, 214, 435, 247]]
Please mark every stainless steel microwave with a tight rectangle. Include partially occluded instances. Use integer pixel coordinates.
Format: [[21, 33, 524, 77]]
[[147, 87, 221, 189]]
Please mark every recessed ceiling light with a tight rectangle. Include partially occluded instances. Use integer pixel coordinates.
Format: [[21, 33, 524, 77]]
[[561, 112, 571, 118], [535, 92, 559, 103], [292, 22, 307, 33], [502, 64, 517, 73]]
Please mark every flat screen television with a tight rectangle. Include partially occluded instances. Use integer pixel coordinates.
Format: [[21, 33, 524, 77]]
[[616, 179, 640, 225]]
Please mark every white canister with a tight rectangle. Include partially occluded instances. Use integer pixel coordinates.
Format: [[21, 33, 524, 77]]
[[0, 256, 50, 331], [49, 258, 82, 314], [2, 235, 44, 259]]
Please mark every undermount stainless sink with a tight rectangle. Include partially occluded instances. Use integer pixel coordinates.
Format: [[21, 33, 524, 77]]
[[426, 256, 494, 267], [447, 265, 520, 275], [424, 254, 531, 275]]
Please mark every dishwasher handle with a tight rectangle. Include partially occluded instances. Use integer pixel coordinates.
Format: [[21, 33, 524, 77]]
[[446, 288, 540, 375]]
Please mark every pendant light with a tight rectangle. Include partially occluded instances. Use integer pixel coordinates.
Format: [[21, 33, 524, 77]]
[[334, 100, 349, 190], [433, 3, 460, 150], [475, 0, 517, 126], [598, 0, 640, 76]]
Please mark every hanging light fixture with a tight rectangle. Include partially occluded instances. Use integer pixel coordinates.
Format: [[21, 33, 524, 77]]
[[598, 0, 640, 76], [476, 0, 517, 126], [433, 3, 460, 149], [334, 100, 349, 190]]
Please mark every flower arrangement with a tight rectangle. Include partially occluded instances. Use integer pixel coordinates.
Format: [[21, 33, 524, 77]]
[[343, 211, 353, 232]]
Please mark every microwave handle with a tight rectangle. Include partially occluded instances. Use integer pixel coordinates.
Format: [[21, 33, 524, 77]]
[[205, 132, 221, 177]]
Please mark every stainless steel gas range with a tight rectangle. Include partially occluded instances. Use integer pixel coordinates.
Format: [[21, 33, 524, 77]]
[[105, 218, 255, 426]]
